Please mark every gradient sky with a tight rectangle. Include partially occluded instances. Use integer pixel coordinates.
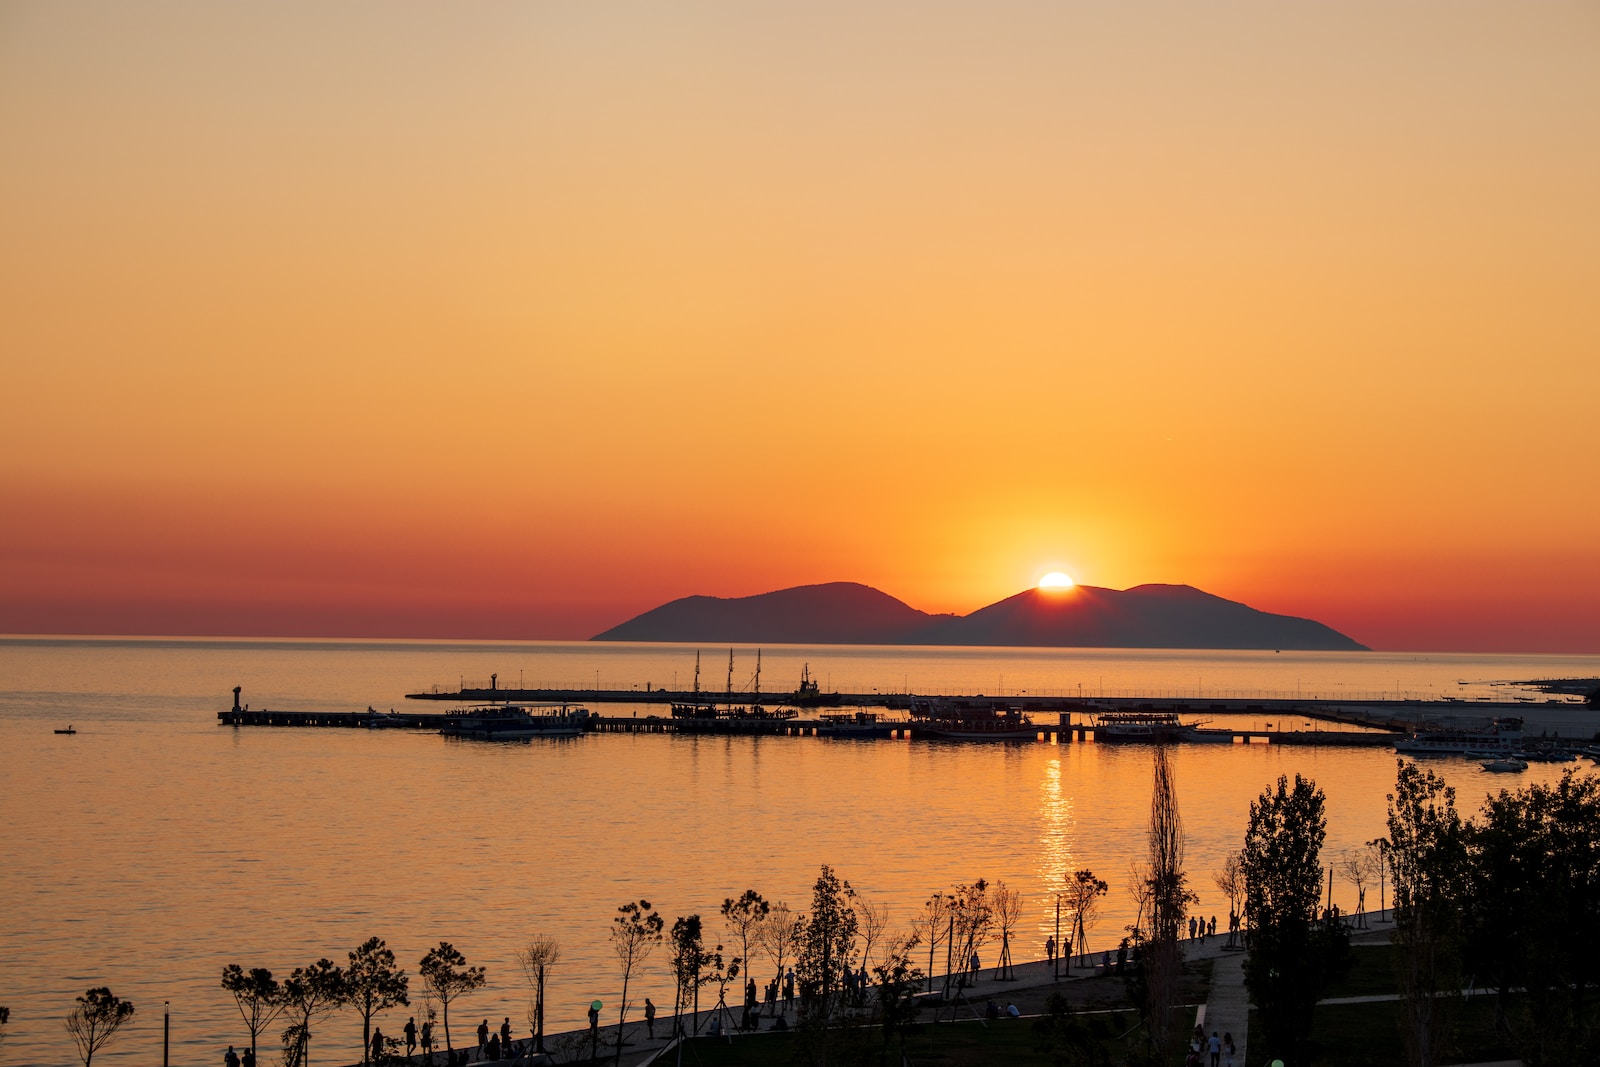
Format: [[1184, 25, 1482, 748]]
[[2, 2, 1597, 651]]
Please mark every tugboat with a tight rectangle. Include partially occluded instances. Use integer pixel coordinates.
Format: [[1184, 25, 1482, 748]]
[[910, 699, 1038, 741], [440, 704, 590, 740]]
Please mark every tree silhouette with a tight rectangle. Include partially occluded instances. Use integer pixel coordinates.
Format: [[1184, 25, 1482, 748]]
[[1242, 773, 1349, 1067], [64, 987, 134, 1067], [1141, 747, 1195, 1058], [609, 900, 663, 1063], [754, 901, 803, 1008], [515, 935, 560, 1053], [668, 915, 716, 1037], [796, 866, 859, 1027], [1388, 760, 1466, 1067], [221, 965, 285, 1062], [720, 890, 769, 999], [418, 942, 484, 1057], [1064, 870, 1109, 966], [347, 938, 408, 1064], [992, 882, 1022, 980], [1213, 852, 1245, 946], [279, 959, 349, 1067]]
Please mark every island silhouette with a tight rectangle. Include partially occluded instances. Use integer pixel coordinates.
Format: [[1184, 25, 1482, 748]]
[[592, 581, 1368, 650]]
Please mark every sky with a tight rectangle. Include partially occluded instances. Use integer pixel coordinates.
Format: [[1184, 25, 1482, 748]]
[[2, 2, 1597, 652]]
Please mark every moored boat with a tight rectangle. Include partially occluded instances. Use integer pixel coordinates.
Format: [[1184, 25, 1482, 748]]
[[910, 699, 1038, 741], [1092, 711, 1208, 744], [1394, 717, 1523, 757], [441, 704, 590, 740], [1481, 757, 1529, 773], [816, 711, 898, 738]]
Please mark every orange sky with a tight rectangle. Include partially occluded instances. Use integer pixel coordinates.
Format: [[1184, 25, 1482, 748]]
[[2, 2, 1597, 652]]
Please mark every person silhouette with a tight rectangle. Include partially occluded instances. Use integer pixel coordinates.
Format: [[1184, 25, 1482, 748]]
[[404, 1017, 416, 1058], [644, 997, 656, 1038], [225, 1046, 240, 1067]]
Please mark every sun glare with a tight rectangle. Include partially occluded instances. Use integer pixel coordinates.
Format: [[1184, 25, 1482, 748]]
[[1039, 572, 1075, 590]]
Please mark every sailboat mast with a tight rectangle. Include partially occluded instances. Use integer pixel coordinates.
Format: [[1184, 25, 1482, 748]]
[[694, 650, 701, 696], [755, 649, 762, 700], [727, 648, 734, 703]]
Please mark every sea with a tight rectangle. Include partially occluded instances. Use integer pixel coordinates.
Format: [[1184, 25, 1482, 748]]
[[2, 637, 1598, 1066]]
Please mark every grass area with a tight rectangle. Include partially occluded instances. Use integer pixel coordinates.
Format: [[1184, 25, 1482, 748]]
[[1318, 946, 1399, 1000]]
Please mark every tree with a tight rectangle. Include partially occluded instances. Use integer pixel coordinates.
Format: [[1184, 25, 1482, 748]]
[[279, 959, 349, 1067], [347, 937, 408, 1064], [1241, 773, 1350, 1067], [1140, 747, 1195, 1058], [1213, 852, 1245, 947], [609, 900, 663, 1063], [63, 988, 134, 1067], [418, 942, 485, 1056], [854, 894, 891, 974], [911, 892, 951, 993], [795, 866, 860, 1023], [1338, 849, 1380, 928], [668, 915, 717, 1036], [720, 890, 769, 998], [755, 901, 803, 1005], [1388, 760, 1466, 1067], [515, 935, 560, 1053], [1064, 870, 1109, 967], [222, 965, 286, 1062], [870, 934, 924, 1062], [942, 880, 992, 1009], [992, 882, 1022, 980]]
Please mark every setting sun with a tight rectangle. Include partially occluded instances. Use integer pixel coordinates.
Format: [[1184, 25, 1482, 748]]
[[1039, 572, 1075, 590]]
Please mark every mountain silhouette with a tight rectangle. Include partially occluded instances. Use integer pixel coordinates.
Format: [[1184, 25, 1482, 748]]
[[592, 581, 1367, 650]]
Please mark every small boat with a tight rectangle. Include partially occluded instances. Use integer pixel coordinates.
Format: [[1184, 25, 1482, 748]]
[[1481, 758, 1529, 773], [362, 708, 409, 729], [441, 704, 591, 740], [54, 725, 76, 735]]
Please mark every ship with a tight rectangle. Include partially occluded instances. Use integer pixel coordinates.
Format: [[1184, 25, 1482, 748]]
[[1091, 710, 1210, 743], [440, 704, 591, 740], [1392, 717, 1523, 757], [909, 699, 1039, 741], [815, 711, 899, 738]]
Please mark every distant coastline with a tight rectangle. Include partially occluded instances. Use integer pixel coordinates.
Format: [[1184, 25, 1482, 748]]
[[592, 581, 1368, 652]]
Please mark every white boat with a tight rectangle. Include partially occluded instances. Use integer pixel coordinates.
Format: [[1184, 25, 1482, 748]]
[[441, 704, 590, 740], [362, 708, 409, 729], [1394, 717, 1523, 756], [1481, 758, 1529, 773]]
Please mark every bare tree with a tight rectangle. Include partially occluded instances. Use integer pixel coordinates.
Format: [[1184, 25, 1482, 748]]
[[1339, 849, 1380, 928], [854, 894, 892, 973], [418, 942, 484, 1057], [942, 880, 993, 1009], [720, 890, 769, 994], [755, 901, 802, 1010], [609, 900, 663, 1064], [1214, 851, 1245, 947], [64, 988, 134, 1067], [1125, 859, 1154, 939], [991, 882, 1022, 980], [1064, 870, 1109, 967], [911, 892, 951, 993], [516, 935, 560, 1053], [222, 965, 285, 1062]]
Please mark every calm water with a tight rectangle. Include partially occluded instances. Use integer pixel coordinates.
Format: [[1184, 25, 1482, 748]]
[[2, 638, 1597, 1066]]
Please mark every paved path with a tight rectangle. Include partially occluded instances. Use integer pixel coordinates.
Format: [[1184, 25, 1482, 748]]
[[1201, 950, 1249, 1065]]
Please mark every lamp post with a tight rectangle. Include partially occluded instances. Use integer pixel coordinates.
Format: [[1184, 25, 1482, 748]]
[[1053, 894, 1062, 979]]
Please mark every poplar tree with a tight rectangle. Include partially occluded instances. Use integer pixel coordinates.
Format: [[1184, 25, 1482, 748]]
[[1242, 773, 1349, 1066]]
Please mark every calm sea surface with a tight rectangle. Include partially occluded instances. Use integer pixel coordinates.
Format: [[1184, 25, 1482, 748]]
[[3, 638, 1598, 1066]]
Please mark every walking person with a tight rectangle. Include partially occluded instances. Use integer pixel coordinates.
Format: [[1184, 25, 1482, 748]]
[[477, 1018, 489, 1054], [969, 951, 980, 979], [783, 967, 795, 1010], [644, 997, 656, 1039], [420, 1020, 433, 1062], [370, 1026, 384, 1063], [1222, 1032, 1236, 1067], [404, 1017, 417, 1059], [1209, 1031, 1221, 1067], [499, 1018, 511, 1052], [1045, 935, 1056, 963]]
